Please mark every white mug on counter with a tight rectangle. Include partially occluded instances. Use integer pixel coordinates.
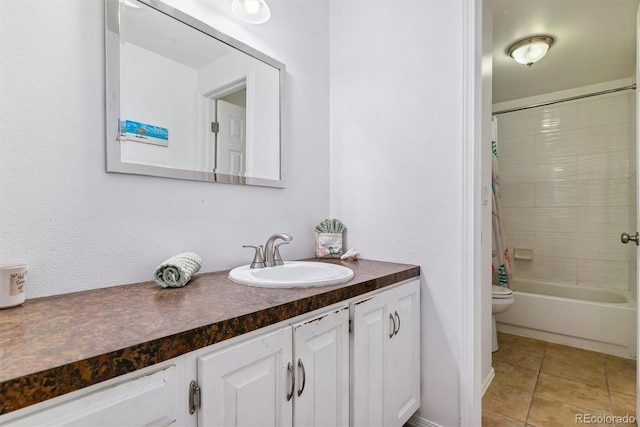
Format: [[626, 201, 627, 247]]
[[0, 263, 26, 309]]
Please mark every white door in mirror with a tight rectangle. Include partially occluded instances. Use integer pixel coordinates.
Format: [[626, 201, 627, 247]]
[[215, 99, 246, 177], [228, 261, 354, 288]]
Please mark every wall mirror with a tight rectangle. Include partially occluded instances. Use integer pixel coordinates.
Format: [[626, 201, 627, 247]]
[[105, 0, 285, 187]]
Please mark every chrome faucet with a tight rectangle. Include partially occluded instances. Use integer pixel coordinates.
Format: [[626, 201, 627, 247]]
[[264, 233, 292, 267]]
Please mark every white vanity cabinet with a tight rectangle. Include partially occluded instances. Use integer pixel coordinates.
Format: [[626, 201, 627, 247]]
[[350, 278, 421, 427], [0, 276, 420, 427], [194, 305, 350, 427]]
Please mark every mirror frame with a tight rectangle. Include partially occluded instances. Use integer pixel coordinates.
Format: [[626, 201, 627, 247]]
[[105, 0, 286, 188]]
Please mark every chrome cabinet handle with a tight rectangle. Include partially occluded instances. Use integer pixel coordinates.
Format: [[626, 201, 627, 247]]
[[287, 362, 295, 401], [621, 232, 639, 246], [297, 359, 306, 397], [189, 380, 200, 415], [389, 313, 396, 339], [394, 310, 401, 336]]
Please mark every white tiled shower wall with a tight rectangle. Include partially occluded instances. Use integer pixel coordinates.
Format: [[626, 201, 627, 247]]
[[497, 92, 637, 291]]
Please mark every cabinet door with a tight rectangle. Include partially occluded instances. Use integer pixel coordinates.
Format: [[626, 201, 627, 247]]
[[351, 279, 421, 427], [350, 290, 395, 427], [386, 279, 421, 426], [3, 363, 182, 427], [197, 326, 293, 427], [292, 305, 349, 427]]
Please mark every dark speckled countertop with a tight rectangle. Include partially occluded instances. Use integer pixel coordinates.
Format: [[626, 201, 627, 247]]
[[0, 258, 419, 415]]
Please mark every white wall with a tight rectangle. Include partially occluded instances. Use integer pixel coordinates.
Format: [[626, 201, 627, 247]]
[[496, 89, 635, 291], [0, 0, 330, 298], [329, 1, 468, 425], [120, 43, 198, 169]]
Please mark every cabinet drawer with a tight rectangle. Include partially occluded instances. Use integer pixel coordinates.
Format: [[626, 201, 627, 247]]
[[3, 364, 181, 426]]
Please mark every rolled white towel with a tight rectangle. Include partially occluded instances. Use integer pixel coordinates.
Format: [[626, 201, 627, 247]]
[[153, 252, 202, 288]]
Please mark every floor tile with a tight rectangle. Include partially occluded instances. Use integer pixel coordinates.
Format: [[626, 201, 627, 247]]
[[606, 355, 637, 397], [610, 390, 636, 419], [482, 409, 526, 427], [493, 360, 539, 391], [545, 342, 604, 364], [534, 372, 611, 413], [483, 383, 535, 423], [527, 395, 613, 427], [496, 332, 548, 354], [493, 333, 546, 371], [483, 333, 637, 427], [482, 361, 538, 423], [483, 361, 538, 422], [541, 343, 606, 388]]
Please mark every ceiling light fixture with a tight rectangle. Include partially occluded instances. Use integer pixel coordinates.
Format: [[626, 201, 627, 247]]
[[507, 36, 554, 67], [121, 0, 141, 8], [232, 0, 271, 24]]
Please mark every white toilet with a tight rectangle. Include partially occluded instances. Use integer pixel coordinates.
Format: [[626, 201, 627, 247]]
[[491, 285, 514, 352]]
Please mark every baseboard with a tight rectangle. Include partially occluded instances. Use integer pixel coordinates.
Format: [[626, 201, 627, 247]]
[[497, 323, 636, 359], [406, 414, 444, 427], [481, 367, 495, 396]]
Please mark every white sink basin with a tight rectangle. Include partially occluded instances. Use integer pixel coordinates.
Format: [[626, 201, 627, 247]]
[[228, 261, 354, 288]]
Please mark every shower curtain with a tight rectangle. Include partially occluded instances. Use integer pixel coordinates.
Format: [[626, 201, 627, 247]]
[[491, 116, 513, 288]]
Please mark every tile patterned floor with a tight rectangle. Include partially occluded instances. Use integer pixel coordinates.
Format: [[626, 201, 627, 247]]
[[482, 332, 637, 427]]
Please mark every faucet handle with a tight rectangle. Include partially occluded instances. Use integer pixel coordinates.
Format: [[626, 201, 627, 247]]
[[273, 242, 290, 266], [243, 245, 266, 269]]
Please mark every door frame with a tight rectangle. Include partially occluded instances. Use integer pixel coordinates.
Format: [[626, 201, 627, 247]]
[[635, 3, 640, 418], [462, 0, 483, 425], [200, 78, 248, 172], [471, 0, 640, 424]]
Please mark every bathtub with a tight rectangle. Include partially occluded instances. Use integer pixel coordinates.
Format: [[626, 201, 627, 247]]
[[495, 278, 637, 358]]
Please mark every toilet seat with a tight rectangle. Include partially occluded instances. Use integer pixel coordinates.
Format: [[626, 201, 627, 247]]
[[492, 285, 513, 299], [491, 286, 514, 352]]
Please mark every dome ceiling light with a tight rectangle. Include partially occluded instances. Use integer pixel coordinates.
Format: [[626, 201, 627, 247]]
[[507, 36, 554, 67], [232, 0, 271, 24]]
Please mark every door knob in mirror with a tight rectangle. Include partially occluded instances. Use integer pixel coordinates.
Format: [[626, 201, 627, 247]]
[[620, 232, 639, 245]]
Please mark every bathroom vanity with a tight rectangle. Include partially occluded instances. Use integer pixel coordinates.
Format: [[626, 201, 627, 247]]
[[0, 259, 420, 426]]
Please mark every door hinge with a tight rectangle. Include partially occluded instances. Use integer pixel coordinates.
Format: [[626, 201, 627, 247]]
[[349, 319, 352, 333], [210, 121, 219, 133], [189, 380, 201, 414]]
